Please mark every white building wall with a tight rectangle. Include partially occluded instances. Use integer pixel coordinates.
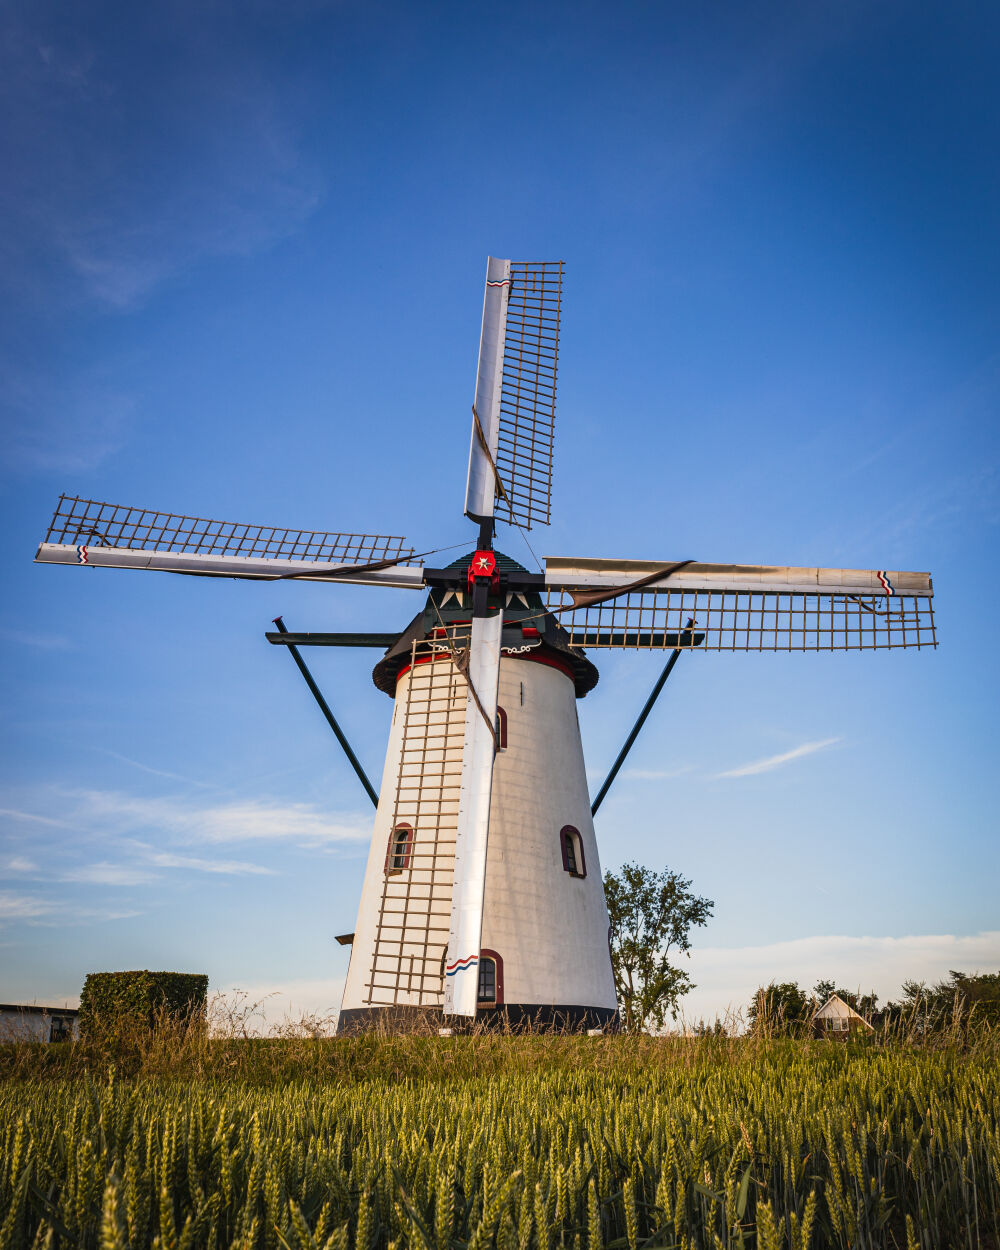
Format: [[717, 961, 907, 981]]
[[483, 660, 616, 1010], [0, 1008, 78, 1042], [340, 651, 616, 1017]]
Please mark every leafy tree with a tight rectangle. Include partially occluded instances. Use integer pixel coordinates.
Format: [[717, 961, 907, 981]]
[[813, 979, 836, 1004], [747, 982, 813, 1036], [947, 970, 1000, 1024], [603, 862, 713, 1033], [884, 970, 1000, 1031]]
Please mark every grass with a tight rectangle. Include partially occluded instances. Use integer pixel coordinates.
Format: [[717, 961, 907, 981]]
[[1, 1021, 998, 1249]]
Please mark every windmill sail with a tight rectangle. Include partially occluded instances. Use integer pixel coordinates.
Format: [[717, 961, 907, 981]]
[[464, 259, 563, 529], [35, 495, 421, 588], [545, 558, 936, 651]]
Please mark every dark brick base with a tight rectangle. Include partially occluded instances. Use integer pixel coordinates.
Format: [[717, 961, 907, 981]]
[[336, 1003, 619, 1035]]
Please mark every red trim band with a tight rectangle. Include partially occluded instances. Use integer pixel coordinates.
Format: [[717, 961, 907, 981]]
[[396, 646, 574, 686]]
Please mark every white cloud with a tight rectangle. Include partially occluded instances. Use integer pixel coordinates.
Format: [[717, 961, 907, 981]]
[[0, 629, 72, 651], [623, 766, 693, 780], [6, 788, 370, 848], [58, 852, 271, 885], [0, 892, 54, 920], [71, 790, 369, 846], [0, 807, 74, 829], [0, 367, 136, 473], [3, 857, 38, 873], [95, 751, 219, 790], [147, 851, 274, 876], [2, 17, 323, 313], [716, 737, 840, 778], [60, 862, 157, 886], [0, 891, 138, 925], [680, 930, 1000, 1027]]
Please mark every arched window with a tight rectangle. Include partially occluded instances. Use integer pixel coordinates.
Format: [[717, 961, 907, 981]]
[[385, 824, 413, 874], [495, 706, 507, 750], [560, 826, 586, 878], [477, 949, 504, 1007]]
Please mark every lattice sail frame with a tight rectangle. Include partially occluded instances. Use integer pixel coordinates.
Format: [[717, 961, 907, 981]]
[[547, 587, 936, 651], [494, 260, 563, 529], [365, 634, 470, 1008], [44, 495, 412, 565]]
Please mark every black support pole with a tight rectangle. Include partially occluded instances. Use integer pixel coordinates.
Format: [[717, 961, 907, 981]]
[[271, 617, 379, 808], [591, 647, 684, 816]]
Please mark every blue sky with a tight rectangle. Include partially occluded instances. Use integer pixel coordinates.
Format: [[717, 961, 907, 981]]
[[2, 1, 997, 1024]]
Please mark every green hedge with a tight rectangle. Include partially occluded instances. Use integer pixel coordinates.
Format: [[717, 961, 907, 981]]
[[78, 971, 208, 1038]]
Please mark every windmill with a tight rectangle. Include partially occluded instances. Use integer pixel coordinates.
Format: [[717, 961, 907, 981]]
[[35, 257, 936, 1032]]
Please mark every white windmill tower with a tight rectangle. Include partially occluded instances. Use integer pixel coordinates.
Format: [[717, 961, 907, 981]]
[[35, 256, 937, 1031]]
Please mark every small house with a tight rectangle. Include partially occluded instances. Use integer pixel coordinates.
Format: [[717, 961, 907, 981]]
[[812, 993, 873, 1039], [0, 1003, 79, 1043]]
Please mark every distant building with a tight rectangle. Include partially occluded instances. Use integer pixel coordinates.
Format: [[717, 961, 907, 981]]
[[0, 1003, 79, 1043], [812, 993, 873, 1039]]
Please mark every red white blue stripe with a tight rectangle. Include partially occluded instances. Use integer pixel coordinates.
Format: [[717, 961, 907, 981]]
[[876, 571, 895, 596], [445, 955, 478, 977]]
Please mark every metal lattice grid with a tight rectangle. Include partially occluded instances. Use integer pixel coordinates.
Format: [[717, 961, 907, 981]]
[[365, 635, 470, 1007], [547, 589, 937, 651], [44, 496, 412, 565], [495, 261, 563, 529]]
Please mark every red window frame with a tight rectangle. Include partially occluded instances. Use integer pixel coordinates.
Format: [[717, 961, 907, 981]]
[[385, 823, 413, 874], [477, 948, 504, 1007], [495, 705, 507, 750], [560, 825, 587, 878]]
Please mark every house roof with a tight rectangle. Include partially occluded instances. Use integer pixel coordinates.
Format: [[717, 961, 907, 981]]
[[813, 994, 873, 1028]]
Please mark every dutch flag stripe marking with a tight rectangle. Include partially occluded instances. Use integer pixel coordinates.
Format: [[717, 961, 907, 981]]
[[876, 571, 895, 596], [445, 955, 478, 977], [486, 279, 511, 288], [77, 546, 89, 565]]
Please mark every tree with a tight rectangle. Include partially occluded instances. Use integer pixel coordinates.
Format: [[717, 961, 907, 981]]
[[884, 970, 1000, 1031], [813, 979, 835, 1004], [747, 982, 813, 1036], [603, 862, 713, 1033]]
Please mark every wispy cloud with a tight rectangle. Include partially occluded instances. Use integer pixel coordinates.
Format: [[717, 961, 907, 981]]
[[146, 851, 274, 876], [0, 807, 74, 830], [0, 892, 53, 920], [2, 788, 369, 849], [3, 857, 38, 873], [71, 790, 369, 846], [95, 751, 219, 791], [0, 890, 139, 925], [0, 366, 136, 473], [0, 629, 73, 651], [2, 11, 323, 313], [716, 737, 840, 779], [622, 766, 693, 781], [60, 862, 157, 887]]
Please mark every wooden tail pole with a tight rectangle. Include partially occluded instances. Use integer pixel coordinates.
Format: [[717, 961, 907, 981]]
[[271, 616, 379, 808], [591, 647, 684, 816]]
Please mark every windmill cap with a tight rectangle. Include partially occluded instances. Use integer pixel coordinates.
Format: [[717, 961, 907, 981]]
[[371, 550, 599, 697]]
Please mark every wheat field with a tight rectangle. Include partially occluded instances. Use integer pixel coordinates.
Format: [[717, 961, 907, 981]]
[[1, 1035, 998, 1250]]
